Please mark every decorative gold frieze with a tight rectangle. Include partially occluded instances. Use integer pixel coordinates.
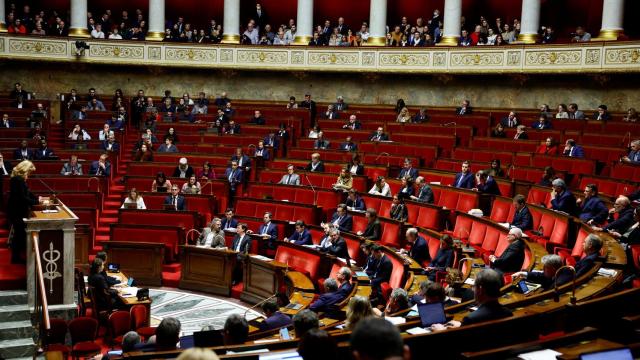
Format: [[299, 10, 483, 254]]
[[450, 52, 503, 67], [8, 38, 66, 56], [165, 46, 217, 62], [89, 44, 144, 59], [604, 48, 640, 65], [237, 50, 288, 64], [308, 52, 358, 65], [524, 50, 581, 66], [379, 53, 430, 66]]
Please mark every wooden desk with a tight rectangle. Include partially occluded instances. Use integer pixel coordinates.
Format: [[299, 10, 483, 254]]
[[242, 255, 287, 304], [556, 338, 625, 360], [179, 245, 235, 297], [107, 271, 152, 323], [103, 241, 165, 287]]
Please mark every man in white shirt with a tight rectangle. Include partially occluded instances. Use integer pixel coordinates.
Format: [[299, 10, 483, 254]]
[[98, 124, 114, 141], [91, 24, 105, 39], [198, 218, 226, 248], [243, 23, 259, 44]]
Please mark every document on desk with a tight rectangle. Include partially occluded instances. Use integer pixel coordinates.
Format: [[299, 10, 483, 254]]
[[119, 287, 139, 298], [597, 268, 617, 278], [406, 327, 430, 335], [251, 255, 272, 262], [355, 271, 369, 278], [517, 349, 562, 360], [384, 316, 406, 325]]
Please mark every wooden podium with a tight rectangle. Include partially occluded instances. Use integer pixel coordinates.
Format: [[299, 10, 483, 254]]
[[241, 255, 287, 304], [179, 245, 236, 296], [25, 200, 78, 319], [103, 241, 165, 286]]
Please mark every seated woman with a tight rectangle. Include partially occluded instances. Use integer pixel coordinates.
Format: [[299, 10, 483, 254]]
[[396, 107, 411, 123], [181, 175, 201, 194], [333, 168, 353, 192], [536, 137, 559, 156], [368, 176, 391, 197], [197, 161, 215, 180], [88, 258, 124, 312], [151, 171, 172, 192], [397, 176, 414, 200], [345, 296, 373, 330], [424, 235, 454, 281], [68, 124, 91, 141], [372, 288, 410, 317], [486, 159, 504, 178], [134, 143, 153, 162], [308, 125, 321, 139], [389, 195, 408, 222], [538, 166, 556, 187], [346, 154, 364, 175], [490, 123, 506, 138], [624, 107, 638, 122], [164, 127, 179, 143], [121, 188, 146, 209], [357, 209, 381, 240]]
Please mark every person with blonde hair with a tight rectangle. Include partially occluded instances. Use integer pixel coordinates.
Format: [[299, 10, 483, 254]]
[[121, 188, 146, 209], [333, 167, 353, 191], [176, 348, 220, 360], [345, 295, 373, 330], [8, 160, 39, 263]]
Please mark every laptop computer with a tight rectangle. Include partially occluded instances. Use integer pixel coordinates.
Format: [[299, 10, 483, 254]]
[[107, 263, 119, 272], [124, 203, 138, 209], [127, 277, 134, 286], [192, 329, 224, 348], [579, 348, 633, 360], [417, 302, 447, 327], [155, 186, 167, 193]]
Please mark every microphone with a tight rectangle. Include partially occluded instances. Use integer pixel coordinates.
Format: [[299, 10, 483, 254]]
[[443, 122, 457, 139], [506, 163, 515, 178], [375, 152, 390, 167], [243, 292, 279, 319], [303, 173, 317, 205], [36, 178, 58, 207]]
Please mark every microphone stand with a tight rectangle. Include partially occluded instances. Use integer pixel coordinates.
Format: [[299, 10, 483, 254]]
[[375, 152, 390, 167], [304, 173, 317, 205], [36, 177, 57, 207], [243, 292, 279, 319], [443, 122, 457, 141]]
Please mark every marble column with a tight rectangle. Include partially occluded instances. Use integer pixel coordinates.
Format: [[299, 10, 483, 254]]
[[0, 0, 6, 32], [293, 0, 314, 45], [438, 0, 462, 46], [68, 0, 89, 37], [222, 0, 241, 43], [595, 0, 625, 41], [147, 0, 165, 41], [517, 0, 541, 43], [367, 0, 388, 46]]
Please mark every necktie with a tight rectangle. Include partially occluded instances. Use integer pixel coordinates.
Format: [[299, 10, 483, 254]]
[[569, 147, 574, 157], [262, 224, 268, 235], [173, 196, 177, 210], [287, 174, 292, 185], [456, 175, 464, 187], [229, 170, 234, 182], [635, 153, 639, 162]]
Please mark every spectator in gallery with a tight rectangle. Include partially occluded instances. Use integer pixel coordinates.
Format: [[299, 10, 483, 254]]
[[513, 125, 529, 140], [541, 25, 556, 44], [567, 103, 585, 119], [491, 123, 506, 138], [572, 26, 591, 42], [592, 104, 611, 121], [456, 100, 473, 115], [537, 137, 559, 156], [556, 104, 569, 119], [624, 108, 638, 122]]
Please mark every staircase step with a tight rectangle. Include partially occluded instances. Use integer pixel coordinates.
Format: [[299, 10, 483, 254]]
[[104, 201, 121, 207], [0, 305, 30, 322], [0, 267, 27, 290], [99, 217, 118, 223], [0, 338, 36, 359], [162, 263, 181, 273], [0, 290, 28, 306], [0, 320, 33, 340], [95, 235, 110, 242], [97, 226, 111, 233]]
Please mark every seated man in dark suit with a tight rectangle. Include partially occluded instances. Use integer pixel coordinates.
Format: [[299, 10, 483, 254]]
[[511, 195, 533, 231], [89, 153, 111, 177], [163, 185, 186, 210], [460, 269, 512, 325], [593, 196, 635, 234], [562, 139, 584, 158], [369, 244, 392, 304], [14, 140, 34, 161], [400, 228, 428, 265], [305, 153, 325, 172], [141, 317, 182, 352], [249, 110, 265, 125], [34, 140, 55, 160], [346, 189, 366, 211], [309, 268, 353, 317], [258, 299, 291, 331], [339, 136, 358, 152], [489, 227, 525, 274], [360, 241, 378, 277], [397, 158, 418, 181], [1, 113, 15, 128], [621, 140, 640, 165], [531, 114, 552, 130], [369, 127, 389, 142], [499, 111, 519, 128], [357, 208, 381, 241], [512, 254, 569, 290], [258, 212, 278, 251], [95, 252, 120, 286], [320, 228, 350, 261], [342, 115, 361, 130], [321, 104, 339, 119], [474, 170, 501, 196], [578, 184, 609, 225], [231, 223, 252, 284], [285, 220, 312, 246], [221, 208, 239, 230], [410, 176, 434, 204], [330, 204, 353, 232], [550, 178, 578, 216], [453, 161, 474, 189], [313, 131, 330, 150], [456, 99, 473, 115], [592, 104, 611, 121], [575, 234, 603, 277], [224, 160, 244, 197], [254, 140, 270, 161]]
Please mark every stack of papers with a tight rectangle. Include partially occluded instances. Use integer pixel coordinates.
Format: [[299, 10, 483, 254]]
[[517, 349, 562, 360], [119, 287, 139, 298], [597, 268, 617, 277], [464, 278, 475, 286], [406, 327, 430, 335], [252, 255, 272, 262], [384, 316, 406, 325]]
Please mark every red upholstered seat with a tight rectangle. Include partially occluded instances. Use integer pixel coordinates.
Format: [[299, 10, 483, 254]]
[[467, 222, 487, 248], [450, 215, 473, 242], [108, 310, 131, 346], [318, 263, 342, 292], [556, 227, 589, 265], [46, 318, 70, 356], [379, 222, 402, 248], [380, 255, 406, 302], [527, 187, 552, 208], [274, 246, 322, 283], [69, 317, 100, 358], [489, 197, 515, 223], [130, 305, 156, 340]]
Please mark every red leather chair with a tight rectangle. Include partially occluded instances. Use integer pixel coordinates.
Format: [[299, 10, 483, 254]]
[[380, 255, 406, 303], [489, 197, 515, 223], [69, 317, 101, 359], [130, 305, 156, 340], [630, 245, 640, 288], [556, 227, 589, 266], [108, 311, 131, 347], [45, 318, 70, 357]]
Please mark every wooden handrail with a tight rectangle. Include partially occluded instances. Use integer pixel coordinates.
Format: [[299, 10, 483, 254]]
[[32, 231, 50, 331]]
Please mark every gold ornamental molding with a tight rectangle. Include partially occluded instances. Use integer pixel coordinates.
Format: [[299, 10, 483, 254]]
[[1, 35, 640, 74]]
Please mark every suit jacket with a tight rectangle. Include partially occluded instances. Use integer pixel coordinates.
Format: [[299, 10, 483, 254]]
[[579, 196, 609, 224], [369, 132, 389, 141], [2, 119, 15, 128], [289, 229, 312, 246], [453, 172, 474, 189], [340, 142, 358, 153], [626, 150, 640, 165], [34, 148, 55, 160], [306, 161, 325, 172], [0, 161, 13, 176], [492, 239, 525, 274], [603, 207, 635, 233], [13, 148, 34, 161], [415, 184, 434, 203], [477, 178, 501, 196], [258, 311, 291, 331], [398, 167, 418, 180], [263, 136, 280, 150], [89, 161, 111, 176], [500, 117, 518, 128], [592, 112, 611, 121], [551, 190, 578, 216], [512, 206, 533, 231], [88, 272, 114, 311], [322, 110, 339, 119], [8, 176, 38, 222], [462, 301, 513, 325], [258, 222, 278, 246], [224, 123, 241, 134], [250, 116, 265, 125], [430, 248, 454, 271], [221, 217, 239, 230], [60, 162, 83, 175], [371, 255, 392, 287], [514, 132, 529, 140], [526, 269, 573, 290], [456, 106, 473, 115], [575, 252, 599, 278], [198, 228, 226, 248], [532, 121, 552, 130], [102, 141, 120, 152], [224, 168, 243, 189], [363, 220, 381, 240], [333, 102, 348, 111], [322, 236, 350, 260], [309, 282, 353, 316], [278, 173, 300, 185], [346, 196, 365, 211], [330, 213, 353, 232], [409, 236, 429, 265], [363, 255, 378, 277], [172, 165, 194, 178], [231, 234, 252, 254], [157, 144, 178, 153], [569, 110, 585, 119], [563, 145, 585, 158], [314, 139, 330, 149], [231, 155, 252, 169], [163, 194, 186, 210], [254, 147, 270, 160]]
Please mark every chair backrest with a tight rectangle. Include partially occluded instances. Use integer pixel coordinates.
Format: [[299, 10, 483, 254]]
[[47, 318, 68, 345], [109, 311, 132, 338], [68, 317, 98, 344], [86, 286, 100, 319], [130, 304, 148, 329]]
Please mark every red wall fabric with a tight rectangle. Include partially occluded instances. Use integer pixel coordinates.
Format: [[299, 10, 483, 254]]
[[15, 0, 638, 39]]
